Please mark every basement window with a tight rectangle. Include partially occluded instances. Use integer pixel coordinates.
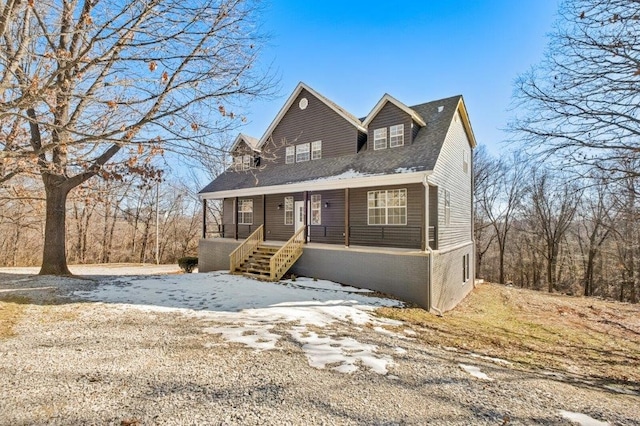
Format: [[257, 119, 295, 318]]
[[462, 253, 470, 284]]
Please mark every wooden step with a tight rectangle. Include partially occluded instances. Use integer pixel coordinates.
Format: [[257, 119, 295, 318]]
[[256, 246, 279, 253]]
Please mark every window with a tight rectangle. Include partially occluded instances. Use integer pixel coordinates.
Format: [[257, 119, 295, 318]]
[[284, 196, 294, 225], [373, 128, 387, 150], [233, 155, 242, 171], [242, 154, 252, 170], [285, 146, 295, 164], [444, 190, 451, 225], [389, 124, 404, 147], [296, 143, 310, 162], [463, 150, 469, 174], [311, 194, 321, 225], [367, 189, 407, 225], [238, 199, 253, 225], [311, 140, 322, 160], [462, 253, 470, 283]]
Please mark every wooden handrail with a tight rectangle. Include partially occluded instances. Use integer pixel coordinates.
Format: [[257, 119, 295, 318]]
[[229, 224, 264, 272], [269, 226, 306, 281]]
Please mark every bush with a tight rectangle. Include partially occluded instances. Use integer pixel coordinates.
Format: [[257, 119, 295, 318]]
[[178, 256, 198, 273]]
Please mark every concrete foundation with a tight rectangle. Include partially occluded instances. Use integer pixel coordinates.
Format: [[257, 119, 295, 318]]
[[198, 238, 473, 311]]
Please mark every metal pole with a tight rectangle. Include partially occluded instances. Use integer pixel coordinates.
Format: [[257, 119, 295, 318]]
[[155, 181, 160, 265]]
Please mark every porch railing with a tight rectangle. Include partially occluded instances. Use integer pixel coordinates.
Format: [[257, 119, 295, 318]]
[[270, 226, 306, 281], [229, 224, 263, 272]]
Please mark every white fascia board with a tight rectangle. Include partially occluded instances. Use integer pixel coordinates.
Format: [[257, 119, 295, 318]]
[[456, 98, 478, 148], [362, 94, 427, 128], [230, 134, 260, 153], [199, 171, 432, 200], [257, 82, 366, 148]]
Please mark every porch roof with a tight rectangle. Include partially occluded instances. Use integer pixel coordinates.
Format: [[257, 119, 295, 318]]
[[199, 95, 462, 196]]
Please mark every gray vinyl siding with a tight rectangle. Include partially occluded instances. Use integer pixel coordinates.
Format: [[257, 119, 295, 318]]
[[222, 198, 235, 238], [366, 102, 413, 150], [263, 89, 359, 165], [349, 183, 424, 249], [429, 110, 473, 249], [412, 119, 421, 141], [308, 189, 345, 244], [226, 195, 263, 239], [264, 192, 304, 241]]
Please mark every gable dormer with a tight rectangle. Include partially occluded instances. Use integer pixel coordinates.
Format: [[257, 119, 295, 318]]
[[230, 133, 260, 171], [362, 94, 426, 151], [258, 82, 366, 165]]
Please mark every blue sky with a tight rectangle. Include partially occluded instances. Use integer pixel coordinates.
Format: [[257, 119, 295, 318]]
[[240, 0, 560, 154]]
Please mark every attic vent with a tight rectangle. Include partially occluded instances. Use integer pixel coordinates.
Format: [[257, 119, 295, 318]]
[[299, 97, 308, 110], [437, 106, 444, 113]]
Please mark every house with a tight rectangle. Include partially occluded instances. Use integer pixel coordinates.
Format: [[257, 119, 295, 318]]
[[198, 82, 477, 312]]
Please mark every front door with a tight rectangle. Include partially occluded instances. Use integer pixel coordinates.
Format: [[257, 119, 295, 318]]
[[294, 200, 305, 231]]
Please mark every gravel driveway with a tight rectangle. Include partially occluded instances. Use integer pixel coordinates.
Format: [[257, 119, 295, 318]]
[[0, 266, 637, 425]]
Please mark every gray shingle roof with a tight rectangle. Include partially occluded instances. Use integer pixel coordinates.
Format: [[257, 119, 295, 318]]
[[199, 95, 462, 195]]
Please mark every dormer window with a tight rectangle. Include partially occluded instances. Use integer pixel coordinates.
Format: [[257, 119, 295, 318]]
[[233, 154, 253, 171], [374, 128, 387, 150], [390, 124, 404, 147], [233, 155, 242, 170]]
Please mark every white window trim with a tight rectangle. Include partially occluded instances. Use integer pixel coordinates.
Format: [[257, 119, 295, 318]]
[[444, 190, 451, 225], [242, 154, 252, 170], [285, 146, 295, 164], [389, 124, 404, 147], [311, 140, 322, 160], [284, 196, 294, 225], [310, 194, 321, 225], [238, 199, 253, 225], [233, 156, 242, 171], [367, 189, 407, 225], [373, 128, 387, 150], [296, 143, 310, 162]]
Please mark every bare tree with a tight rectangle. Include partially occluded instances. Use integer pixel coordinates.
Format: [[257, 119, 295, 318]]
[[0, 0, 274, 274], [574, 179, 615, 296], [510, 0, 640, 180], [526, 170, 582, 292], [476, 150, 527, 284]]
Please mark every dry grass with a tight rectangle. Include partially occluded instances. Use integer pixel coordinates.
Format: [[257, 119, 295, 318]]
[[378, 283, 640, 384], [0, 295, 31, 339]]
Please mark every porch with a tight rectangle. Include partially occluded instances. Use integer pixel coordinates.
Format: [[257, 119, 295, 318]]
[[199, 236, 431, 308]]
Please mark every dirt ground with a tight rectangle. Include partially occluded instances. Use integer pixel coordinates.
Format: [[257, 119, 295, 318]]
[[379, 282, 640, 390]]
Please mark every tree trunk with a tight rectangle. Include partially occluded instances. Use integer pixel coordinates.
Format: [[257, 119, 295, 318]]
[[39, 182, 71, 275]]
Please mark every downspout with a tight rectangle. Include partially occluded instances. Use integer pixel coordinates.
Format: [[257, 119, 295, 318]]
[[423, 174, 442, 316]]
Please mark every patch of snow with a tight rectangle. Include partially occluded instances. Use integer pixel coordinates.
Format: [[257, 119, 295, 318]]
[[403, 329, 417, 336], [289, 327, 393, 375], [558, 410, 610, 426], [394, 347, 407, 355], [387, 375, 400, 380], [203, 324, 280, 351], [283, 277, 373, 293], [394, 167, 418, 174], [459, 364, 493, 381], [300, 169, 380, 184], [70, 271, 404, 375]]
